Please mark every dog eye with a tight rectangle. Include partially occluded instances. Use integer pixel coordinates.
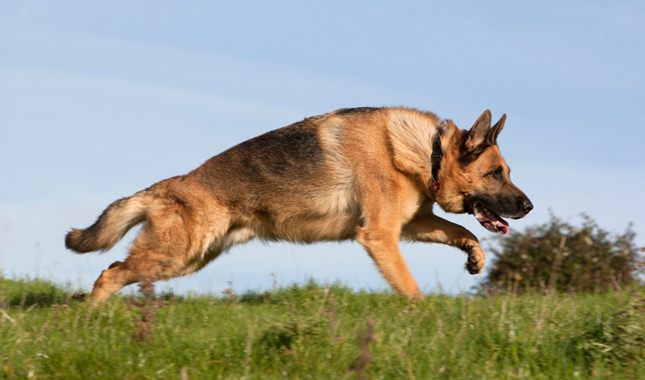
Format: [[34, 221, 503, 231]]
[[485, 167, 504, 181]]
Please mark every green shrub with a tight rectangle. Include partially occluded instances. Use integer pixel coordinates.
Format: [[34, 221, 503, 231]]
[[482, 213, 642, 293]]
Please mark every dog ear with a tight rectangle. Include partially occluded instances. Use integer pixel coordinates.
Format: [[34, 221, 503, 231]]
[[487, 114, 506, 145], [466, 110, 491, 150]]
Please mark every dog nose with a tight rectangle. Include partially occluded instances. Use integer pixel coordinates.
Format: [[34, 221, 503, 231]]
[[521, 198, 533, 214]]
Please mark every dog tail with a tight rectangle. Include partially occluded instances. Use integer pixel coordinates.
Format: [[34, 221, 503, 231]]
[[65, 191, 151, 253]]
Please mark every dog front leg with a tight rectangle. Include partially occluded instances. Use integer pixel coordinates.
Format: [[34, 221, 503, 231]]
[[402, 214, 485, 274], [357, 225, 424, 298]]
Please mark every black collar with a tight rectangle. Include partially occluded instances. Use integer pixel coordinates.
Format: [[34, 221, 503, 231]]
[[430, 130, 443, 191]]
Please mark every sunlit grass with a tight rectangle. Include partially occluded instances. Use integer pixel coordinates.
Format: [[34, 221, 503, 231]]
[[1, 276, 643, 379]]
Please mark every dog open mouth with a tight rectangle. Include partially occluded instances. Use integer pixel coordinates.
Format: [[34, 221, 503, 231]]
[[473, 203, 509, 235]]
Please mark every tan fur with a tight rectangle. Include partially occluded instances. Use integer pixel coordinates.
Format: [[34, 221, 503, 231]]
[[66, 107, 532, 302]]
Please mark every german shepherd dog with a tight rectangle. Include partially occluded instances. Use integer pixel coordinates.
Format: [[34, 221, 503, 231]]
[[66, 107, 533, 302]]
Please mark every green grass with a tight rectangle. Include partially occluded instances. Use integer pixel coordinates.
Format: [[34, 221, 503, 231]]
[[1, 276, 644, 379]]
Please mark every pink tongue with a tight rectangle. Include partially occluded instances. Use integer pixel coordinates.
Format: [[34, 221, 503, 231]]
[[474, 203, 510, 235], [485, 220, 509, 235]]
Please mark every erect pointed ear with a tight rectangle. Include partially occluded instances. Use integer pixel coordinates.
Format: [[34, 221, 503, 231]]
[[487, 113, 506, 145], [465, 110, 491, 151]]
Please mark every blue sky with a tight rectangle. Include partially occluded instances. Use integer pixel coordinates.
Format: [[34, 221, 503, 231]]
[[1, 1, 643, 295]]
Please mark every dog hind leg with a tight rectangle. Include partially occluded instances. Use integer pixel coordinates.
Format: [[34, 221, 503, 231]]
[[88, 199, 256, 303], [88, 197, 219, 303], [89, 247, 192, 303]]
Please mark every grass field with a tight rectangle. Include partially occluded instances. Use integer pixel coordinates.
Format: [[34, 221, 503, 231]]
[[1, 276, 644, 379]]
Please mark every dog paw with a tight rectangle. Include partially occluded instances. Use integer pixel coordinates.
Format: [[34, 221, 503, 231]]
[[465, 249, 485, 274], [71, 291, 87, 301]]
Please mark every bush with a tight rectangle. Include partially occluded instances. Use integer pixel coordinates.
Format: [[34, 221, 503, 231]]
[[481, 213, 642, 293]]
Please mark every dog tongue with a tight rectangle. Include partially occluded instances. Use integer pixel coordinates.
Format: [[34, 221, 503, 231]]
[[473, 203, 510, 235]]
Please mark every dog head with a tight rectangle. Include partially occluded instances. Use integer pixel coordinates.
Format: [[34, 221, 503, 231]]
[[435, 110, 533, 234]]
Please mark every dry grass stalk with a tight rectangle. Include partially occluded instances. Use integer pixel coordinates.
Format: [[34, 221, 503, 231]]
[[126, 281, 167, 342], [221, 280, 234, 304], [349, 318, 377, 380], [547, 237, 567, 294]]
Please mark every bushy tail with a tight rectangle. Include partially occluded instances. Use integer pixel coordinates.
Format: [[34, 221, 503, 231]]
[[65, 192, 149, 253]]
